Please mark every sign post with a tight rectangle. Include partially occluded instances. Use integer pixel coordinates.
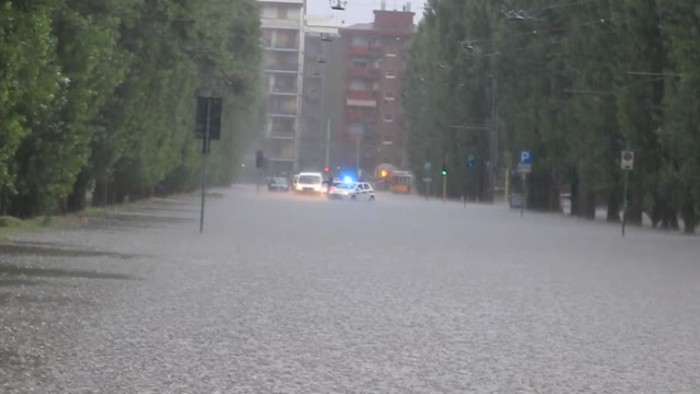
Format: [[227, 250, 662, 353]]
[[620, 149, 634, 237], [255, 149, 264, 194], [441, 164, 448, 203], [464, 155, 476, 208], [517, 150, 533, 218], [195, 96, 222, 234], [423, 162, 432, 200]]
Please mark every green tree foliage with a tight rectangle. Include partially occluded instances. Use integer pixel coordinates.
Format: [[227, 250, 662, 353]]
[[0, 0, 262, 216], [404, 0, 699, 233]]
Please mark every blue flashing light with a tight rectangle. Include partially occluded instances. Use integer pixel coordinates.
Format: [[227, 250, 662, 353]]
[[342, 175, 354, 184]]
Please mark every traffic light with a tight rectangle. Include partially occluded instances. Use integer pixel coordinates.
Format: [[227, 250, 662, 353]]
[[441, 166, 447, 176], [323, 166, 330, 173], [380, 169, 388, 178], [255, 150, 264, 168]]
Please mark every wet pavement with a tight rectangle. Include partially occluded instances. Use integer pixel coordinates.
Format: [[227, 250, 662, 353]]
[[1, 185, 700, 393]]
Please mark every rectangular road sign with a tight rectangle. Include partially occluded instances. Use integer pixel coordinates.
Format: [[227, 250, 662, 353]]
[[517, 163, 532, 173], [519, 150, 533, 165], [195, 97, 222, 140]]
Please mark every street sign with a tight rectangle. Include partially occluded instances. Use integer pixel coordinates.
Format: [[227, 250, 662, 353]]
[[255, 150, 264, 168], [517, 150, 533, 173], [422, 177, 432, 183], [195, 97, 222, 140], [466, 155, 476, 169], [621, 150, 634, 170], [195, 96, 223, 235], [424, 162, 432, 171], [517, 163, 532, 173], [519, 150, 533, 165]]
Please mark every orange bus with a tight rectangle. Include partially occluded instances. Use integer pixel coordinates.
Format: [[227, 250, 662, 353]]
[[390, 171, 413, 194]]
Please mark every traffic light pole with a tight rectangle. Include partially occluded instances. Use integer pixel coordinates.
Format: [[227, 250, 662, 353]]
[[199, 100, 211, 234], [622, 167, 629, 237], [621, 145, 633, 237], [520, 173, 526, 218], [442, 175, 447, 202], [324, 118, 331, 170]]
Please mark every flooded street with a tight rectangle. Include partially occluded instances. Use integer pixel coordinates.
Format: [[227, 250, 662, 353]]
[[2, 186, 700, 393]]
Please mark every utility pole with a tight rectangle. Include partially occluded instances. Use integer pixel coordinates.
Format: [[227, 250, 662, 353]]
[[441, 162, 448, 202], [318, 35, 330, 172], [355, 136, 361, 174], [325, 118, 331, 170], [620, 147, 634, 237], [195, 95, 222, 234], [199, 102, 211, 234], [489, 74, 498, 202]]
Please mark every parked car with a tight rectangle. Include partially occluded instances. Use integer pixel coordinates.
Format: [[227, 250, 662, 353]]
[[509, 192, 524, 208], [267, 177, 290, 192]]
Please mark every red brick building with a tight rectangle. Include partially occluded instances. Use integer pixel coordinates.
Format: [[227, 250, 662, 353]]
[[339, 8, 415, 177]]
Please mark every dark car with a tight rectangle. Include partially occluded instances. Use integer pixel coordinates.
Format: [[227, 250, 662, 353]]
[[267, 177, 290, 192]]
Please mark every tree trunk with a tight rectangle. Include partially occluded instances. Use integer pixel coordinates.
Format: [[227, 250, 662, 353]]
[[606, 191, 620, 222], [627, 203, 643, 226], [66, 170, 89, 212], [92, 179, 117, 207], [570, 167, 579, 217], [651, 201, 662, 228], [681, 196, 697, 235], [583, 192, 596, 219], [663, 210, 679, 230]]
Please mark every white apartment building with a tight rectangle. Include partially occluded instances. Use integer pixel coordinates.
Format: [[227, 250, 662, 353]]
[[259, 0, 306, 175]]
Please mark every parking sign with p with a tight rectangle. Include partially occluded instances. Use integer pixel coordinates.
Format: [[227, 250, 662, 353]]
[[517, 150, 533, 173], [519, 150, 532, 165]]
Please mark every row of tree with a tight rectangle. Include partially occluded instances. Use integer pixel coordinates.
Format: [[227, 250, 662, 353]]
[[0, 0, 262, 218], [403, 0, 700, 233]]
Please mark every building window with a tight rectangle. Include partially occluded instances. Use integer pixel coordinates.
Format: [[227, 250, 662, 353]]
[[349, 123, 365, 135], [386, 49, 397, 57], [384, 91, 395, 101], [385, 70, 396, 79], [276, 30, 298, 49], [383, 113, 394, 123], [262, 6, 277, 18], [352, 36, 368, 46], [350, 79, 370, 91], [351, 58, 368, 68]]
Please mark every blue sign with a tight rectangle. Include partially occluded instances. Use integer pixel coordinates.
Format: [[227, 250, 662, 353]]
[[466, 155, 476, 169], [519, 150, 533, 165]]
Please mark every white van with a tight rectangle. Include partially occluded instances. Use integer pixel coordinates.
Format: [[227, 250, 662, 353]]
[[294, 172, 324, 193]]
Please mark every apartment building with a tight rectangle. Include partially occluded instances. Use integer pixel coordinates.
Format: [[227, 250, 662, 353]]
[[259, 0, 306, 175], [339, 7, 415, 175]]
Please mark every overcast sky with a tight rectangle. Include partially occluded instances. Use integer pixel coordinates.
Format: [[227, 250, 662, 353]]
[[306, 0, 427, 26]]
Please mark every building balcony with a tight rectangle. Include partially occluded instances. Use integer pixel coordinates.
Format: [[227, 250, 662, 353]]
[[347, 90, 376, 100], [260, 18, 302, 30], [269, 86, 298, 95], [347, 109, 376, 122], [263, 44, 300, 52], [264, 64, 300, 73], [269, 133, 296, 140], [268, 112, 297, 118], [346, 98, 377, 108], [348, 44, 382, 56], [349, 67, 378, 79], [349, 46, 369, 56]]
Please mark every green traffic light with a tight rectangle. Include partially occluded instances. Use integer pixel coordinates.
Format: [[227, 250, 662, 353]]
[[441, 169, 447, 176]]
